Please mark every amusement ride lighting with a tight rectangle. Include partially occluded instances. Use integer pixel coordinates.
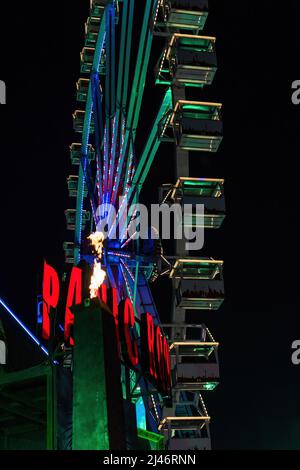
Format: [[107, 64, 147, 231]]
[[88, 231, 106, 298], [0, 297, 49, 357], [169, 341, 219, 351]]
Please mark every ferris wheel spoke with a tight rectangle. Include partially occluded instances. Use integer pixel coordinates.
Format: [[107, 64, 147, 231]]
[[120, 257, 140, 313], [102, 124, 109, 202], [111, 0, 155, 207], [80, 155, 98, 221], [123, 137, 135, 195], [120, 259, 135, 283], [121, 0, 134, 112], [107, 115, 116, 200], [125, 0, 156, 136], [105, 5, 116, 119], [120, 258, 142, 319], [106, 265, 117, 291], [91, 72, 104, 206], [119, 261, 134, 303], [115, 88, 172, 240], [103, 5, 116, 203], [132, 258, 140, 313], [108, 0, 134, 205], [131, 88, 172, 196], [74, 12, 106, 263]]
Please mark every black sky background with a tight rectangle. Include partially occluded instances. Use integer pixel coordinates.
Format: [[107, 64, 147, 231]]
[[1, 0, 300, 449]]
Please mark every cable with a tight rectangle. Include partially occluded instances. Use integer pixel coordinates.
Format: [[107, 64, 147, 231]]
[[0, 296, 49, 357]]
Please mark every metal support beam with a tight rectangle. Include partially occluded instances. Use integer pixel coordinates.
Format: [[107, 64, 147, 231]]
[[74, 11, 106, 264]]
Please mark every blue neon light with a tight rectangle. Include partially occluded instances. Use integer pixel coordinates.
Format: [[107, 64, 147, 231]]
[[136, 396, 147, 430], [0, 297, 49, 357]]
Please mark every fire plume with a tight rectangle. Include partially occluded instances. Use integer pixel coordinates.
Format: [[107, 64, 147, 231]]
[[88, 232, 106, 298]]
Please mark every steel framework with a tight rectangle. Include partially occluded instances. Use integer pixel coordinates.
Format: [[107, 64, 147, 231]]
[[62, 0, 224, 450]]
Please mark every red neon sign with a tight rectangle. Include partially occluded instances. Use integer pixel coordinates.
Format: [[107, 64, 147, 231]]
[[42, 262, 171, 395], [119, 298, 139, 368], [141, 313, 171, 395], [42, 261, 60, 340], [64, 266, 82, 346]]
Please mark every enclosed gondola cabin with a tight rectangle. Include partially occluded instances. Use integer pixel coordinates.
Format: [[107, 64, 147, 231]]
[[170, 259, 224, 310], [171, 177, 225, 229], [155, 0, 209, 35], [170, 101, 223, 152], [69, 143, 95, 165], [156, 34, 217, 87]]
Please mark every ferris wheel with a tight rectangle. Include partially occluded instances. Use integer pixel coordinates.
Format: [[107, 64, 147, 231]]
[[63, 0, 224, 450]]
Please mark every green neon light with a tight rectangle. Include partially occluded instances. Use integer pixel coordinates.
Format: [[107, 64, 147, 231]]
[[179, 38, 211, 47], [137, 428, 165, 450], [203, 382, 218, 391], [156, 79, 171, 85], [192, 346, 212, 353], [136, 398, 147, 430], [182, 104, 213, 112], [185, 83, 205, 88], [183, 180, 217, 187], [157, 80, 205, 88], [125, 87, 172, 209], [182, 261, 218, 267], [113, 0, 154, 205]]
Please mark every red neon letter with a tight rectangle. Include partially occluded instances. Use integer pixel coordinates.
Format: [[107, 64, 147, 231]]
[[108, 287, 120, 357], [98, 283, 107, 304], [144, 313, 157, 380], [64, 266, 82, 344], [42, 261, 60, 340], [163, 336, 171, 394], [155, 326, 165, 391], [121, 298, 138, 367]]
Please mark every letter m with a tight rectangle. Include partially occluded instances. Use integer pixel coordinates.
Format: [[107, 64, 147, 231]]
[[151, 203, 182, 240]]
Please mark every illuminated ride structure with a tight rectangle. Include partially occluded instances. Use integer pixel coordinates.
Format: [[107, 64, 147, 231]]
[[62, 0, 225, 451], [0, 0, 224, 451], [65, 0, 225, 451]]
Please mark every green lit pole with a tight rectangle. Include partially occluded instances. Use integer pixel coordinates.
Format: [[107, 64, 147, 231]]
[[74, 11, 106, 264]]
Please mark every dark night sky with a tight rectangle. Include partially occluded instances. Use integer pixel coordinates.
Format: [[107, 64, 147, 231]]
[[1, 0, 300, 449]]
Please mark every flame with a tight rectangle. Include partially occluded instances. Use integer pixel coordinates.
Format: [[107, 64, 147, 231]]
[[89, 259, 106, 299], [88, 232, 106, 299], [88, 231, 104, 257]]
